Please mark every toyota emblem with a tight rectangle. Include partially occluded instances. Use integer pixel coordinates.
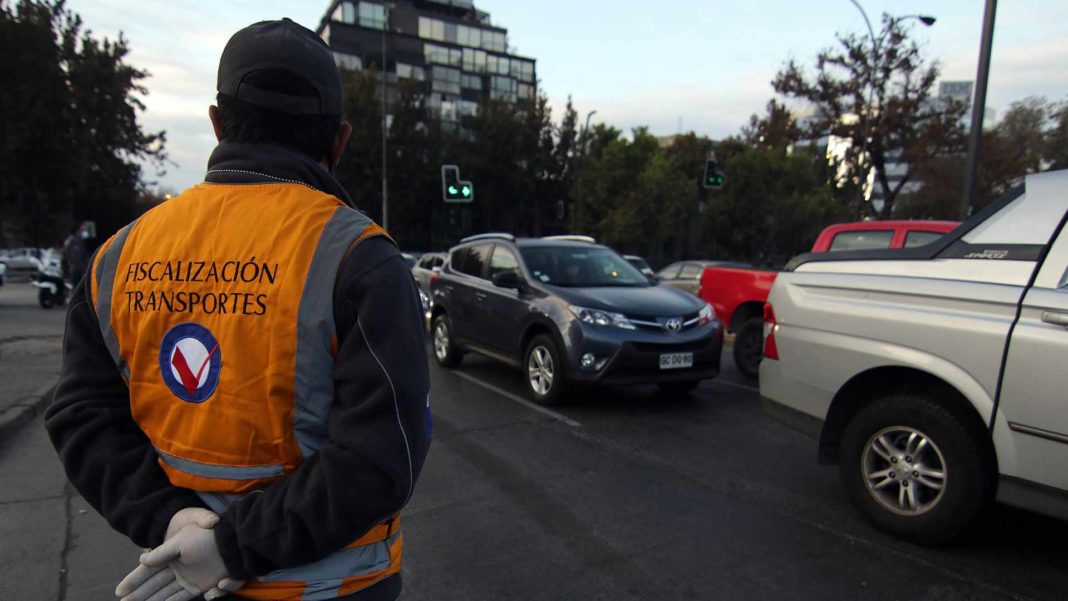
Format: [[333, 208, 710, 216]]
[[665, 318, 682, 332]]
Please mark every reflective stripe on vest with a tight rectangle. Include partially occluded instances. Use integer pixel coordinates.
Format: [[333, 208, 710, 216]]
[[89, 183, 400, 600], [197, 491, 402, 601]]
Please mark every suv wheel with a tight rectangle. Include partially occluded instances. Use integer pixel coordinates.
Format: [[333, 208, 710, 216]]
[[432, 314, 462, 368], [733, 317, 763, 380], [525, 334, 566, 405], [838, 392, 994, 544]]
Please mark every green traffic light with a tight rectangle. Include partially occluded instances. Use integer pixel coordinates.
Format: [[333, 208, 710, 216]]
[[448, 185, 458, 195], [461, 186, 471, 197]]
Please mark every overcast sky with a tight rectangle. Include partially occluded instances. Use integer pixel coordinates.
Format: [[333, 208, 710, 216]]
[[67, 0, 1068, 192]]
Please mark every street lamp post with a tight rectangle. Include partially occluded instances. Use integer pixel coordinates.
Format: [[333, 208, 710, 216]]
[[846, 1, 935, 216], [962, 0, 997, 219], [381, 5, 392, 231], [582, 110, 597, 152]]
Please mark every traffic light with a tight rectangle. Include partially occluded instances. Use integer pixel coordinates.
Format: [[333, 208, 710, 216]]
[[441, 164, 474, 203], [703, 159, 725, 189]]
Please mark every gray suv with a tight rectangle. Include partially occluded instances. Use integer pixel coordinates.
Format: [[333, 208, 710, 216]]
[[430, 234, 723, 404]]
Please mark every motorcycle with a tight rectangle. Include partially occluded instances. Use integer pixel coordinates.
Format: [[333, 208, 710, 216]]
[[32, 259, 72, 309]]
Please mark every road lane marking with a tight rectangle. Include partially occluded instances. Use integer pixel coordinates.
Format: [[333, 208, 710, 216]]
[[708, 379, 759, 393], [451, 371, 582, 427]]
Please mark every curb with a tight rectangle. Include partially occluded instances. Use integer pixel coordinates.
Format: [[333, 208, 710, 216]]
[[0, 382, 57, 443]]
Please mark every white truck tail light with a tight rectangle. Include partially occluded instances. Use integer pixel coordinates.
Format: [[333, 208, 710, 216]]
[[763, 303, 779, 360]]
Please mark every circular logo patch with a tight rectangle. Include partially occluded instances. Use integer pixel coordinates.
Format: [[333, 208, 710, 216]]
[[159, 323, 222, 403]]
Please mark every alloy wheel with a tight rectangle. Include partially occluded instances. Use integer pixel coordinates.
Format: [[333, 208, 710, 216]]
[[862, 426, 947, 516], [433, 322, 450, 361], [527, 345, 554, 396]]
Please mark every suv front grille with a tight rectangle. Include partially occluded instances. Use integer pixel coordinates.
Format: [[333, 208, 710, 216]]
[[628, 311, 701, 333]]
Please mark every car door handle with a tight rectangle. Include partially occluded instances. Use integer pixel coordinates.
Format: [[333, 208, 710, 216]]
[[475, 292, 487, 301], [1040, 311, 1068, 327]]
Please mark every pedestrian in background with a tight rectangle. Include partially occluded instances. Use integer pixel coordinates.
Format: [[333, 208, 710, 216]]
[[45, 18, 430, 601], [61, 224, 88, 286]]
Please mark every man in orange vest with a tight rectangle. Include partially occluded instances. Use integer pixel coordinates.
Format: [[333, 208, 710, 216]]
[[45, 18, 431, 601]]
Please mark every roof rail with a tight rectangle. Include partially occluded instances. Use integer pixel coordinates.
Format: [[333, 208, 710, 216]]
[[543, 235, 597, 243], [459, 232, 516, 243]]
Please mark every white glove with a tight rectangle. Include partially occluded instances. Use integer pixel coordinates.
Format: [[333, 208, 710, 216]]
[[141, 523, 242, 596], [116, 508, 244, 601]]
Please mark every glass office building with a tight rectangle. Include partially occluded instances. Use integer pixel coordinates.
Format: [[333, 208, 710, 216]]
[[317, 0, 537, 124]]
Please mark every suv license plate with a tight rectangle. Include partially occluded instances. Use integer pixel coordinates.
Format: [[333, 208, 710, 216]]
[[659, 352, 693, 370]]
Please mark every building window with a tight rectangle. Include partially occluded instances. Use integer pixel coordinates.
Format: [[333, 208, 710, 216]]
[[432, 66, 461, 95], [490, 75, 516, 101], [462, 48, 486, 73], [358, 2, 386, 29], [481, 30, 506, 52], [487, 55, 510, 75], [320, 24, 331, 44], [457, 24, 481, 48], [457, 99, 478, 117], [461, 74, 482, 90], [511, 60, 534, 83], [440, 100, 458, 122], [424, 43, 460, 67], [419, 17, 445, 41], [517, 83, 533, 99], [333, 2, 356, 24], [396, 62, 425, 81], [334, 52, 362, 71]]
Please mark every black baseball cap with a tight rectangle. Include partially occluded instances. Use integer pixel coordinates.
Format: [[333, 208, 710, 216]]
[[217, 18, 342, 116]]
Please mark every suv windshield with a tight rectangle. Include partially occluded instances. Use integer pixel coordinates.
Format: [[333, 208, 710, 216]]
[[520, 246, 650, 287]]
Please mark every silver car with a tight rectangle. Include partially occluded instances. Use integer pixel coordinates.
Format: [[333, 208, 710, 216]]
[[762, 170, 1068, 543]]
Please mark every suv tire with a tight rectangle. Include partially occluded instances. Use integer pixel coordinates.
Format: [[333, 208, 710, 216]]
[[733, 318, 763, 380], [838, 392, 994, 544], [525, 334, 566, 406], [432, 314, 463, 368]]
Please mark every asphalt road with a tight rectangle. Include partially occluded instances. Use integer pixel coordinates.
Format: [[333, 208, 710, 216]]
[[1, 281, 1065, 600]]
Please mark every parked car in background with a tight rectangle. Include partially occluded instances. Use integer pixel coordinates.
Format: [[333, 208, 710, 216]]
[[0, 261, 6, 286], [762, 170, 1068, 543], [430, 234, 723, 404], [623, 255, 656, 279], [401, 252, 419, 268], [658, 260, 750, 296], [0, 248, 44, 280], [700, 219, 960, 379], [412, 251, 446, 295]]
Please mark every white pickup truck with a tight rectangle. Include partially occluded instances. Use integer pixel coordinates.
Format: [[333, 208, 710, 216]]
[[761, 170, 1068, 543]]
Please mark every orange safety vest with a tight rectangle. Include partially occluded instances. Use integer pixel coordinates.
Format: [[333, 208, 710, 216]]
[[90, 182, 401, 600]]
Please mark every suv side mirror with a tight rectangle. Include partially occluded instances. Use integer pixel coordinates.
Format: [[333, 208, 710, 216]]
[[492, 270, 521, 289]]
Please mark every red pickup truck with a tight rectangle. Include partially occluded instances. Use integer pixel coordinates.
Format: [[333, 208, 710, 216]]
[[699, 220, 959, 379]]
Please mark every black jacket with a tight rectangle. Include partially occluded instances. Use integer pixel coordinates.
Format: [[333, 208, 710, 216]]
[[45, 143, 431, 599]]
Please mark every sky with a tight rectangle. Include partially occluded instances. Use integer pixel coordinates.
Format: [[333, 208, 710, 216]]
[[66, 0, 1068, 193]]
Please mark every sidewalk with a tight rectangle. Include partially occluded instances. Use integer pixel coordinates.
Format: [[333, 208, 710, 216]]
[[0, 284, 141, 600], [0, 414, 142, 600]]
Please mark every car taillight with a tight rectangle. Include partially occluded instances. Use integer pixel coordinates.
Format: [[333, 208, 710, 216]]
[[430, 274, 439, 285], [763, 303, 779, 360]]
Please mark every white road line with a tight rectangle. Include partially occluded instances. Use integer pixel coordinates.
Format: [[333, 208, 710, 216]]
[[708, 379, 760, 394], [451, 371, 582, 427]]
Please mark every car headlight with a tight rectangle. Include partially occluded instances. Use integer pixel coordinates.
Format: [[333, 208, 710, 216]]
[[698, 303, 718, 327], [569, 305, 636, 330]]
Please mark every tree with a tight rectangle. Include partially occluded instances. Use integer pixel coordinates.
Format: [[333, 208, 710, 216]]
[[1044, 98, 1068, 171], [0, 0, 165, 246], [897, 96, 1059, 219], [773, 14, 965, 219]]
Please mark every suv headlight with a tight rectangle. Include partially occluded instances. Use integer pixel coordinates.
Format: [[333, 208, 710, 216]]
[[698, 303, 718, 327], [569, 305, 636, 330]]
